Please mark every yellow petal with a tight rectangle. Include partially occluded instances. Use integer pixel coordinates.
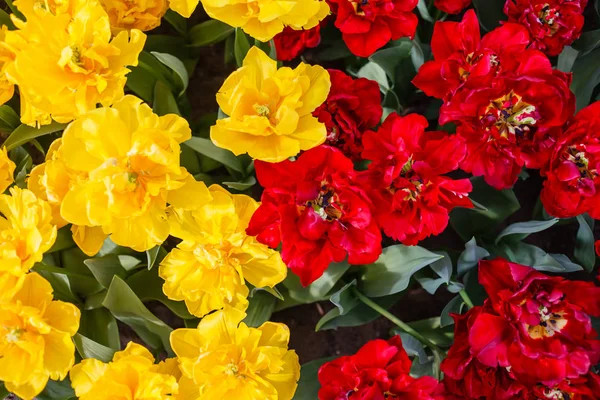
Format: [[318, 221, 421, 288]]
[[70, 358, 108, 397], [12, 272, 53, 312], [167, 174, 212, 211], [5, 372, 49, 400], [71, 225, 108, 257], [43, 329, 76, 380], [43, 300, 81, 336], [169, 0, 200, 17]]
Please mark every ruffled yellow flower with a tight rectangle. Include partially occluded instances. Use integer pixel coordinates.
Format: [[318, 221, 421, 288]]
[[39, 95, 211, 252], [70, 342, 179, 400], [159, 184, 286, 317], [0, 147, 15, 193], [0, 272, 80, 400], [211, 47, 330, 163], [0, 187, 56, 301], [200, 0, 329, 41], [100, 0, 168, 32], [0, 26, 15, 106], [171, 307, 300, 399], [12, 0, 88, 18], [4, 0, 145, 126]]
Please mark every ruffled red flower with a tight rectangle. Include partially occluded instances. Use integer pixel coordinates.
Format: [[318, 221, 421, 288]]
[[524, 374, 600, 400], [541, 101, 600, 219], [358, 113, 472, 245], [504, 0, 588, 56], [246, 146, 382, 286], [273, 25, 322, 61], [313, 69, 382, 160], [440, 50, 574, 189], [434, 0, 471, 14], [412, 10, 530, 100], [318, 335, 441, 400], [443, 258, 600, 397], [327, 0, 418, 57]]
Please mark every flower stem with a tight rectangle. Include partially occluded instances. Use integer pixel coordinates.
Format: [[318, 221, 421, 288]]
[[352, 287, 442, 353], [459, 289, 474, 309]]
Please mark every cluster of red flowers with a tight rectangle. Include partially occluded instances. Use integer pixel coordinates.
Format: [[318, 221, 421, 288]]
[[442, 258, 600, 399], [414, 10, 576, 190], [318, 335, 442, 399], [246, 70, 473, 285]]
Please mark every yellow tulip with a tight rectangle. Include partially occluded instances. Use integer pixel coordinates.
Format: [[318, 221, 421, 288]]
[[0, 26, 15, 106], [100, 0, 168, 32], [0, 147, 15, 193], [160, 184, 286, 317], [30, 96, 211, 252], [170, 307, 300, 400], [12, 0, 89, 18], [211, 47, 330, 163], [70, 342, 179, 400], [4, 0, 145, 126], [200, 0, 329, 41], [0, 187, 56, 301], [0, 273, 80, 400]]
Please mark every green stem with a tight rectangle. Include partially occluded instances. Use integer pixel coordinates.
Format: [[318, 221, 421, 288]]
[[353, 288, 442, 353], [459, 289, 474, 309]]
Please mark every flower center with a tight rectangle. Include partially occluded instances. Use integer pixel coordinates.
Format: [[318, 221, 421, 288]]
[[537, 4, 561, 34], [308, 185, 343, 221], [350, 0, 368, 15], [482, 91, 539, 140], [565, 146, 596, 180], [254, 104, 271, 118], [543, 387, 573, 400], [4, 327, 23, 343], [225, 363, 239, 376], [527, 306, 567, 339]]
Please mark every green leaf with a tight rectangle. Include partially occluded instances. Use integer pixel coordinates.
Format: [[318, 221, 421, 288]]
[[572, 29, 600, 56], [283, 260, 350, 304], [243, 290, 276, 328], [163, 9, 187, 35], [3, 122, 66, 151], [79, 308, 120, 349], [234, 28, 252, 67], [33, 263, 82, 304], [146, 245, 165, 270], [152, 80, 180, 116], [357, 62, 390, 92], [557, 46, 579, 72], [571, 48, 600, 111], [450, 177, 520, 240], [184, 137, 244, 173], [126, 268, 195, 319], [369, 41, 413, 84], [495, 218, 559, 244], [103, 275, 173, 353], [84, 255, 129, 289], [292, 357, 336, 400], [359, 245, 443, 297], [440, 295, 465, 327], [36, 378, 75, 400], [223, 175, 256, 191], [151, 51, 189, 96], [472, 0, 506, 32], [0, 9, 16, 30], [416, 0, 434, 22], [74, 333, 116, 362], [47, 226, 76, 253], [503, 242, 583, 273], [0, 105, 20, 133], [575, 214, 595, 271], [189, 20, 234, 47], [126, 66, 156, 102], [457, 237, 490, 276], [58, 248, 105, 296], [5, 0, 25, 21], [398, 332, 428, 363]]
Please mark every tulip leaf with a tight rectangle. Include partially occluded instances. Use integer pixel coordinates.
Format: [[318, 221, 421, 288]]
[[357, 62, 390, 92], [146, 245, 166, 271], [33, 263, 83, 305], [0, 105, 20, 133], [74, 333, 116, 363], [416, 0, 434, 22], [292, 357, 336, 400], [3, 122, 66, 151], [0, 9, 15, 30], [572, 29, 600, 56], [502, 242, 583, 273], [283, 260, 350, 304], [472, 0, 507, 32], [234, 28, 252, 67], [46, 226, 76, 253], [557, 46, 579, 72], [151, 51, 189, 96], [189, 20, 234, 47], [450, 177, 520, 240], [152, 80, 180, 116], [126, 268, 195, 319], [36, 378, 76, 400], [184, 137, 244, 173], [223, 175, 257, 191], [103, 275, 173, 353], [359, 245, 443, 297], [392, 317, 455, 348], [575, 214, 596, 271], [495, 218, 559, 244], [163, 9, 187, 35], [79, 308, 120, 350], [457, 237, 490, 276], [440, 295, 465, 327], [571, 48, 600, 111], [243, 290, 277, 328], [84, 255, 129, 289], [369, 40, 413, 84]]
